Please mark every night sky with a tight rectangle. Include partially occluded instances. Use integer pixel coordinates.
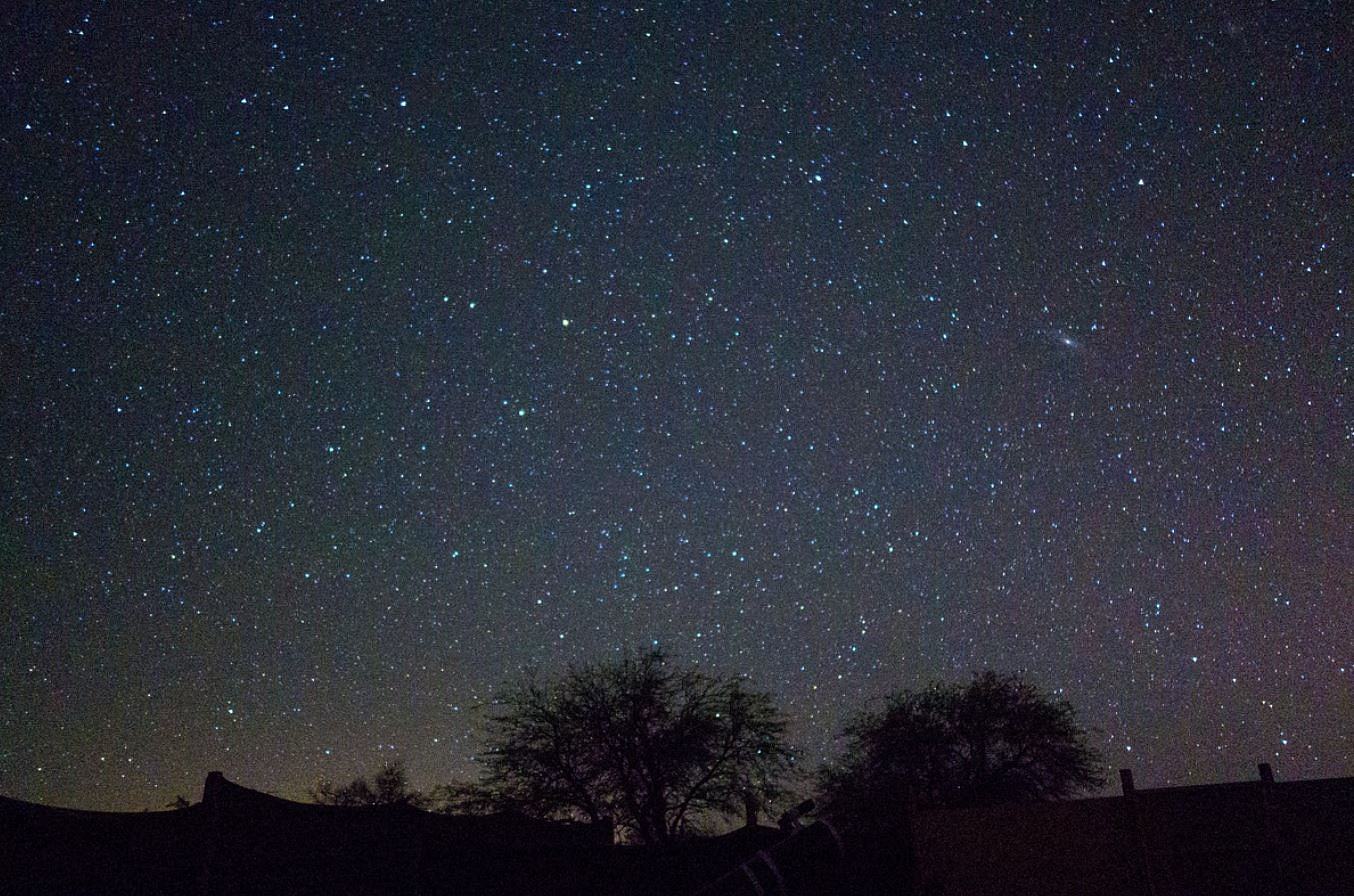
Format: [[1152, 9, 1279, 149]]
[[4, 2, 1349, 812]]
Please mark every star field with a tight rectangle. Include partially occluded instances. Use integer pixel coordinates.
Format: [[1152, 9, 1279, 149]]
[[3, 2, 1349, 810]]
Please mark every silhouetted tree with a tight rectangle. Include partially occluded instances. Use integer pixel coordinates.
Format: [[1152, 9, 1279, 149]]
[[472, 649, 796, 843], [310, 759, 430, 809], [431, 778, 494, 815], [819, 671, 1105, 818]]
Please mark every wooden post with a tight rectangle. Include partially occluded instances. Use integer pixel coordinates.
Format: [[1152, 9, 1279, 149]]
[[1257, 763, 1287, 890], [1120, 769, 1158, 896], [197, 772, 226, 896]]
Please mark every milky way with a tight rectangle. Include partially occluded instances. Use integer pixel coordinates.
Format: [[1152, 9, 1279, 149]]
[[3, 2, 1349, 810]]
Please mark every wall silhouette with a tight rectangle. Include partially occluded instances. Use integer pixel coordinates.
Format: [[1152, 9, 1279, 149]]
[[1, 771, 792, 895], [909, 765, 1354, 896], [2, 771, 612, 896], [4, 766, 1353, 895]]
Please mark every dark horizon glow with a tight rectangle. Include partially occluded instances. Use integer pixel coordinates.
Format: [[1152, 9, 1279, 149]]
[[3, 2, 1348, 811]]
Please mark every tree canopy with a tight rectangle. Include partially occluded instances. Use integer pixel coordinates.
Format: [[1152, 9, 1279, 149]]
[[472, 649, 796, 843], [818, 671, 1105, 818], [310, 760, 430, 809]]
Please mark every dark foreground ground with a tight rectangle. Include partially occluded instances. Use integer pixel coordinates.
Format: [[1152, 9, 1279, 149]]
[[4, 768, 1353, 895]]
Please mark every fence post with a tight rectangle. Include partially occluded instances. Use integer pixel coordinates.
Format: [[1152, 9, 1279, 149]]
[[1120, 769, 1158, 896], [197, 772, 226, 896], [1257, 763, 1289, 891]]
